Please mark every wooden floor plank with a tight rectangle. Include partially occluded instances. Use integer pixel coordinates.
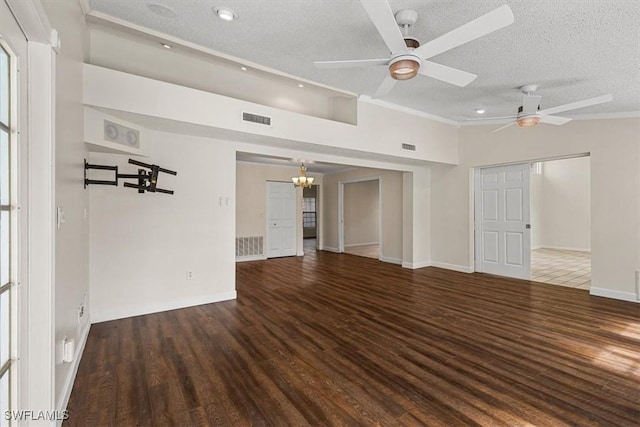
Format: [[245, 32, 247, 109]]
[[66, 250, 640, 426]]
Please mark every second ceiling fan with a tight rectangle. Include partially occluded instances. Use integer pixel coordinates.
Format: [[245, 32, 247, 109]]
[[314, 1, 515, 98]]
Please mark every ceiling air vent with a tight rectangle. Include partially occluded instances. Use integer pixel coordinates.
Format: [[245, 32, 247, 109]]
[[242, 111, 272, 127], [402, 143, 416, 151]]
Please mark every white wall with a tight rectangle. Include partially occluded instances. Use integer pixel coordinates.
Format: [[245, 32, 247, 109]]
[[88, 26, 355, 123], [531, 157, 591, 251], [344, 180, 380, 246], [530, 168, 544, 249], [322, 168, 403, 264], [83, 64, 459, 165], [90, 131, 236, 322], [236, 162, 322, 257], [40, 0, 91, 411], [431, 119, 640, 301]]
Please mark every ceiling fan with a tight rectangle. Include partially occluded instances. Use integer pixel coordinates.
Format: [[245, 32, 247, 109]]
[[314, 1, 515, 98], [474, 85, 613, 133]]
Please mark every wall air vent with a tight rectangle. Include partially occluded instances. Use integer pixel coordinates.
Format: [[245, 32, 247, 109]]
[[401, 143, 416, 151], [236, 236, 264, 258], [242, 111, 272, 127]]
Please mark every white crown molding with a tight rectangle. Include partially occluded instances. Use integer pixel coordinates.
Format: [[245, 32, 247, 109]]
[[358, 95, 460, 127], [77, 0, 92, 15], [565, 111, 640, 120], [6, 0, 59, 50], [86, 10, 357, 98]]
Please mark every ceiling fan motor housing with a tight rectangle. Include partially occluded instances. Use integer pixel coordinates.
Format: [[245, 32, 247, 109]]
[[403, 37, 420, 49]]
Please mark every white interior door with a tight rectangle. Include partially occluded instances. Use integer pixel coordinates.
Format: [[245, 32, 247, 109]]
[[475, 163, 531, 279], [266, 182, 296, 258]]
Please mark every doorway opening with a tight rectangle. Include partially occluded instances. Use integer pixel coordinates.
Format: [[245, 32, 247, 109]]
[[473, 155, 591, 289], [339, 178, 381, 260], [303, 185, 318, 254], [530, 157, 591, 290]]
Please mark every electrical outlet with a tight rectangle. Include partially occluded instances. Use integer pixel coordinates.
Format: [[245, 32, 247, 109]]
[[186, 270, 194, 280]]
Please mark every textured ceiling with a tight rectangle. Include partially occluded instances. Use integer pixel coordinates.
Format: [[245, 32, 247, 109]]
[[88, 0, 640, 122]]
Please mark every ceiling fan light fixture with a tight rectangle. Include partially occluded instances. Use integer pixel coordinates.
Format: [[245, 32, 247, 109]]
[[517, 115, 540, 128], [389, 56, 420, 80]]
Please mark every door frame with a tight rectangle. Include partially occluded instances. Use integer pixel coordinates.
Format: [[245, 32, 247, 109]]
[[338, 176, 382, 260], [3, 0, 60, 417], [471, 153, 590, 273]]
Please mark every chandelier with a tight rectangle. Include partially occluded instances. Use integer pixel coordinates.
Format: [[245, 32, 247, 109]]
[[291, 164, 314, 188]]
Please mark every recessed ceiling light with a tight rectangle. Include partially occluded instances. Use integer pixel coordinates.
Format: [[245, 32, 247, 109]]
[[147, 3, 178, 18], [298, 84, 304, 88], [161, 43, 172, 49], [240, 66, 247, 71], [475, 108, 486, 114], [214, 6, 238, 21]]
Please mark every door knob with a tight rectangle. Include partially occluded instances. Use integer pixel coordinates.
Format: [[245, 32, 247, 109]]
[[525, 224, 531, 229]]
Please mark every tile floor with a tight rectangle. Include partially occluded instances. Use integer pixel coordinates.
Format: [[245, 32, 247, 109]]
[[531, 248, 591, 289]]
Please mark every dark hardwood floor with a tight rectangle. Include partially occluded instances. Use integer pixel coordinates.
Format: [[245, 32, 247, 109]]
[[66, 249, 640, 426]]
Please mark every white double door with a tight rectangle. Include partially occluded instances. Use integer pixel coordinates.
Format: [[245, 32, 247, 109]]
[[266, 182, 297, 258], [475, 163, 531, 280]]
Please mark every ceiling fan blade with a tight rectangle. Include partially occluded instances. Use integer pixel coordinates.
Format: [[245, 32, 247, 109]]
[[314, 59, 389, 69], [522, 95, 542, 114], [372, 75, 397, 98], [415, 5, 514, 60], [466, 115, 518, 121], [360, 0, 408, 54], [419, 61, 477, 87], [490, 121, 517, 133], [538, 94, 613, 116], [539, 115, 572, 125]]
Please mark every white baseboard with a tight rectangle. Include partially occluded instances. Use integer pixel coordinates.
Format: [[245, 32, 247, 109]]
[[92, 291, 237, 323], [296, 250, 304, 256], [344, 242, 379, 248], [590, 287, 639, 303], [235, 254, 267, 262], [534, 245, 591, 253], [430, 261, 474, 273], [402, 260, 431, 269], [380, 256, 402, 265], [56, 320, 91, 425], [321, 246, 340, 253]]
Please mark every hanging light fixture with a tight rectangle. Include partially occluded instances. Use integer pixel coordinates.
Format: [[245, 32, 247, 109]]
[[291, 164, 314, 188]]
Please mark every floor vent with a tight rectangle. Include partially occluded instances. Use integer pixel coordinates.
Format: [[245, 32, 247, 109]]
[[402, 143, 416, 151], [236, 236, 264, 257], [242, 112, 272, 127]]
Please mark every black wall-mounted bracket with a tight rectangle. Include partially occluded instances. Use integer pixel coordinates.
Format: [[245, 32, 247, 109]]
[[84, 159, 118, 189], [84, 158, 177, 195]]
